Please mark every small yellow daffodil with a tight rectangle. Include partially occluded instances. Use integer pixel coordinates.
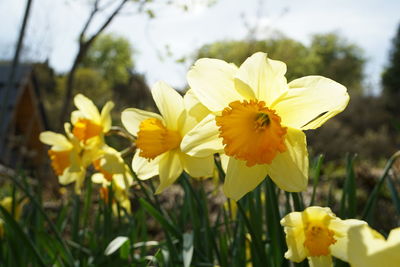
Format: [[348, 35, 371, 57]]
[[181, 52, 349, 200], [347, 224, 400, 267], [71, 94, 114, 144], [121, 81, 214, 194], [281, 206, 366, 267], [91, 146, 133, 214], [40, 123, 100, 193]]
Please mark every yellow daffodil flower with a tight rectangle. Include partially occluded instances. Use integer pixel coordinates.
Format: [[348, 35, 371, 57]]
[[347, 224, 400, 267], [40, 123, 100, 193], [92, 146, 133, 214], [71, 94, 114, 144], [181, 52, 349, 200], [121, 81, 214, 194], [281, 206, 366, 267]]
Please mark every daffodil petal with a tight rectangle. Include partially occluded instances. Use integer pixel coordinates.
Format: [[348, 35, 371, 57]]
[[236, 52, 288, 105], [74, 94, 100, 121], [223, 157, 268, 201], [152, 81, 185, 131], [39, 132, 72, 150], [156, 150, 182, 194], [71, 110, 84, 125], [329, 219, 366, 262], [132, 150, 160, 180], [100, 101, 115, 132], [307, 255, 332, 267], [180, 114, 224, 157], [180, 153, 214, 178], [182, 89, 211, 135], [348, 224, 400, 267], [92, 173, 107, 185], [280, 211, 307, 262], [59, 168, 82, 185], [219, 154, 229, 174], [266, 127, 308, 192], [273, 76, 349, 130], [121, 108, 163, 136], [187, 58, 242, 112]]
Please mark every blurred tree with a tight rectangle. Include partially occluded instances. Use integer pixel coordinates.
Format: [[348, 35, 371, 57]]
[[58, 0, 152, 128], [309, 33, 365, 94], [81, 34, 134, 87], [382, 22, 400, 112], [194, 32, 365, 93]]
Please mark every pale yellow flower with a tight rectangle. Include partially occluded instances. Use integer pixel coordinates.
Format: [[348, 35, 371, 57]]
[[121, 81, 214, 193], [71, 94, 114, 143], [40, 123, 100, 193], [281, 206, 365, 267], [91, 146, 133, 214], [181, 52, 349, 200], [347, 225, 400, 267]]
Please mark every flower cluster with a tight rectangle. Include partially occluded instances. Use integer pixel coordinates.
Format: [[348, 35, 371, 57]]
[[40, 94, 132, 213], [39, 52, 399, 265]]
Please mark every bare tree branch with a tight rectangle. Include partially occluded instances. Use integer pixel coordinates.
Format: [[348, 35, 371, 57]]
[[58, 0, 132, 128]]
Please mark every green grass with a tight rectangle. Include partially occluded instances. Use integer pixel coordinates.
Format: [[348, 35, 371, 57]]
[[0, 152, 399, 266]]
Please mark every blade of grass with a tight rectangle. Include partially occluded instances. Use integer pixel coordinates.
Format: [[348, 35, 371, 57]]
[[309, 154, 324, 206], [340, 154, 357, 218], [265, 178, 286, 267], [0, 205, 47, 267], [386, 175, 400, 215], [6, 173, 75, 264], [362, 151, 400, 221], [139, 198, 180, 238]]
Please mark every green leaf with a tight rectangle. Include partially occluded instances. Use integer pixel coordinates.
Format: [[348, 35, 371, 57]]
[[0, 206, 47, 267], [139, 198, 181, 238], [362, 151, 400, 221]]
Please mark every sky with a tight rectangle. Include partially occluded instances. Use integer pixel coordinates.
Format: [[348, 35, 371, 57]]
[[0, 0, 399, 93]]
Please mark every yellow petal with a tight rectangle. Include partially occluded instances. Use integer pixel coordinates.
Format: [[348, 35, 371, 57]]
[[132, 150, 160, 180], [152, 81, 185, 131], [100, 101, 115, 132], [273, 76, 349, 130], [223, 157, 268, 201], [180, 153, 214, 178], [184, 89, 211, 123], [308, 255, 332, 267], [58, 168, 82, 185], [74, 94, 100, 122], [71, 110, 84, 125], [181, 114, 224, 157], [156, 150, 183, 194], [348, 225, 400, 267], [329, 219, 366, 262], [121, 108, 163, 136], [100, 152, 125, 174], [187, 58, 242, 112], [92, 173, 107, 185], [266, 127, 308, 192], [219, 153, 230, 173], [39, 131, 72, 150], [236, 52, 288, 105], [280, 211, 307, 262]]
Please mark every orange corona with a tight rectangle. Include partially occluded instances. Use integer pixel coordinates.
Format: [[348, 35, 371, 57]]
[[136, 118, 181, 160], [216, 100, 287, 167]]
